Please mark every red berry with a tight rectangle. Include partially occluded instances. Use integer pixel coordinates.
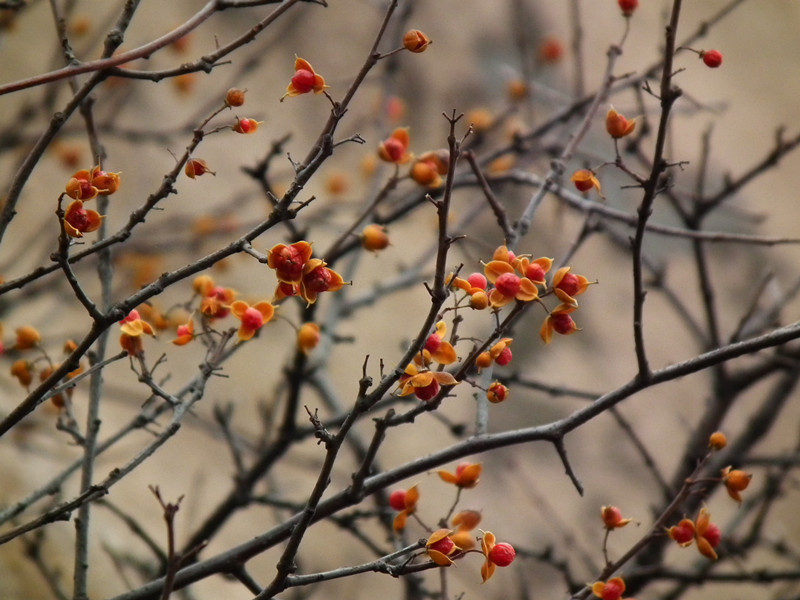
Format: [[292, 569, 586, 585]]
[[488, 542, 515, 566], [495, 346, 513, 366], [600, 580, 624, 600], [526, 263, 545, 282], [538, 36, 563, 63], [703, 523, 721, 548], [467, 272, 487, 290], [65, 206, 90, 231], [388, 489, 407, 511], [669, 522, 694, 545], [494, 272, 521, 298], [304, 266, 333, 293], [617, 0, 638, 16], [241, 307, 264, 332], [291, 69, 316, 93], [602, 506, 622, 527], [702, 49, 722, 68], [273, 246, 306, 282], [424, 333, 442, 354], [414, 380, 439, 401], [428, 535, 454, 555], [278, 282, 298, 297], [552, 313, 575, 335], [381, 137, 406, 162], [556, 272, 580, 297]]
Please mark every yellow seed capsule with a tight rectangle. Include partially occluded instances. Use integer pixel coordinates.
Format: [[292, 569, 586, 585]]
[[410, 160, 442, 188], [475, 351, 492, 369], [297, 322, 321, 354], [11, 359, 33, 387], [469, 291, 489, 310], [708, 431, 727, 450], [361, 224, 390, 252], [605, 107, 636, 139], [15, 325, 41, 350]]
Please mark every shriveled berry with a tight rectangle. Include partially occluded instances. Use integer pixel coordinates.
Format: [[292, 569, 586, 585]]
[[225, 88, 246, 107], [304, 266, 333, 293]]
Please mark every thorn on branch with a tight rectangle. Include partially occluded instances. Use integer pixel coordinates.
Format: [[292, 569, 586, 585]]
[[334, 133, 365, 149], [424, 193, 440, 208], [305, 405, 334, 445]]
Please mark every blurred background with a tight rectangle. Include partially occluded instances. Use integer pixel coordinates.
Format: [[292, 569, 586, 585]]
[[1, 1, 799, 598]]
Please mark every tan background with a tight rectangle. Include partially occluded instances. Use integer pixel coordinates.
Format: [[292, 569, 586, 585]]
[[1, 1, 799, 598]]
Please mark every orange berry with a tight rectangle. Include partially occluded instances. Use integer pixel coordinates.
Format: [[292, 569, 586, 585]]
[[361, 224, 390, 252], [466, 108, 493, 133], [708, 431, 727, 450], [475, 352, 492, 369], [324, 171, 349, 196], [225, 87, 247, 107], [606, 107, 636, 139], [721, 466, 752, 503], [469, 290, 489, 310], [409, 159, 442, 188], [172, 72, 197, 95], [448, 529, 475, 550], [10, 359, 33, 387], [15, 325, 41, 350], [403, 29, 431, 53], [571, 169, 600, 192], [297, 322, 321, 354], [185, 158, 215, 179]]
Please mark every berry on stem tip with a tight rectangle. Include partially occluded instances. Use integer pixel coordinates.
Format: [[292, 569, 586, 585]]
[[701, 49, 723, 68]]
